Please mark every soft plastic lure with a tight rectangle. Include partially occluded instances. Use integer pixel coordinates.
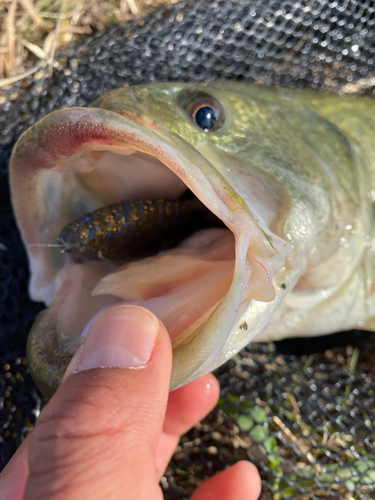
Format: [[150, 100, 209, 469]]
[[58, 197, 214, 263]]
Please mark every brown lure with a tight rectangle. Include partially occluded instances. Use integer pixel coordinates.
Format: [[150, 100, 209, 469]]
[[58, 197, 218, 263]]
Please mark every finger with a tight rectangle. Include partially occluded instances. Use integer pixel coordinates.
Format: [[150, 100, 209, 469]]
[[163, 373, 219, 436], [24, 305, 172, 500], [155, 431, 180, 478], [155, 373, 220, 477], [191, 461, 262, 500], [0, 435, 30, 500]]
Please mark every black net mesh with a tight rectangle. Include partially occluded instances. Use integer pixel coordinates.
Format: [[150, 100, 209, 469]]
[[1, 0, 375, 498]]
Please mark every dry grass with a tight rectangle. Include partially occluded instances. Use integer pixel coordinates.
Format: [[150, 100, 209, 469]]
[[0, 0, 177, 86]]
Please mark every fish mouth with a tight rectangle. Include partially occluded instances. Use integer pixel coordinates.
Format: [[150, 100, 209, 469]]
[[10, 106, 277, 396]]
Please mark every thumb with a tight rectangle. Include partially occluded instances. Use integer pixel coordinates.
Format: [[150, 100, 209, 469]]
[[24, 305, 172, 500]]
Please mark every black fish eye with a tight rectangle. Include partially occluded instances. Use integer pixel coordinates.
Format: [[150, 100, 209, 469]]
[[188, 97, 224, 132], [195, 106, 217, 130]]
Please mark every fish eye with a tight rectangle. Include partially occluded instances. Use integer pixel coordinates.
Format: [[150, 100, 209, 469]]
[[188, 98, 224, 132]]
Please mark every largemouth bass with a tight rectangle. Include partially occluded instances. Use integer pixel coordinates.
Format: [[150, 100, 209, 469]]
[[9, 82, 375, 396]]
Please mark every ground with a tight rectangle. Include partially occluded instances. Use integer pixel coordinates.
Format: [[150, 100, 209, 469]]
[[0, 0, 176, 84]]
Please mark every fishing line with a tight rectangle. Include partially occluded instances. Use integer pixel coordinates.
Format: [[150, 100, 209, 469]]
[[28, 240, 75, 253]]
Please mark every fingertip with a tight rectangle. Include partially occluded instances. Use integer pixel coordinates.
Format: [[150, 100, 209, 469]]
[[164, 373, 220, 436], [198, 372, 220, 400], [178, 372, 220, 406], [63, 305, 171, 381], [191, 460, 262, 500], [231, 461, 262, 497]]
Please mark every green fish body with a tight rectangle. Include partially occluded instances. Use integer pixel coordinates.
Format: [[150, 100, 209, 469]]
[[9, 82, 375, 396]]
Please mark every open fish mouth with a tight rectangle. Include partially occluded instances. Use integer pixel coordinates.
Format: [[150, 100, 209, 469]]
[[10, 98, 282, 397]]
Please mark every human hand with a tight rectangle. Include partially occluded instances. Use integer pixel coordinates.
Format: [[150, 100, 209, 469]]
[[0, 305, 261, 500]]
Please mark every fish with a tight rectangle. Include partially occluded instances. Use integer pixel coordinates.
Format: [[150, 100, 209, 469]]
[[9, 81, 375, 397]]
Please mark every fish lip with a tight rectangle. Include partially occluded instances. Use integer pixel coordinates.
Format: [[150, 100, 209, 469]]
[[11, 105, 267, 393]]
